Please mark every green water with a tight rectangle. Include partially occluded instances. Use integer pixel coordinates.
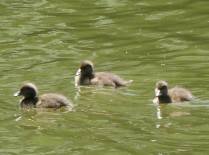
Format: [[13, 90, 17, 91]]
[[1, 0, 209, 154]]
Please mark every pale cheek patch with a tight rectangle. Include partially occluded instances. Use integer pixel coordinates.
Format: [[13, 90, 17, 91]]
[[75, 69, 81, 76], [155, 88, 160, 97], [74, 69, 81, 87]]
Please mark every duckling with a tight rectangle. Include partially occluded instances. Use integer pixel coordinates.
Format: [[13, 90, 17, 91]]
[[153, 80, 193, 104], [14, 83, 73, 109], [75, 60, 133, 88]]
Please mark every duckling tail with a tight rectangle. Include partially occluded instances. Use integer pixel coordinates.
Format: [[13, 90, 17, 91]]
[[126, 80, 133, 84], [115, 79, 133, 87]]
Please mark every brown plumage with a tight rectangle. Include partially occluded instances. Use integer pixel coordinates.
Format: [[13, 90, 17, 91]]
[[14, 83, 73, 109], [153, 80, 193, 104], [74, 60, 133, 88]]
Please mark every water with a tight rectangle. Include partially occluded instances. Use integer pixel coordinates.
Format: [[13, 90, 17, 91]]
[[0, 0, 209, 154]]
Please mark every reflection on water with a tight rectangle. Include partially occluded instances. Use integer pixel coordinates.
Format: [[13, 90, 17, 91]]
[[1, 0, 209, 154], [155, 103, 192, 121], [156, 105, 162, 120]]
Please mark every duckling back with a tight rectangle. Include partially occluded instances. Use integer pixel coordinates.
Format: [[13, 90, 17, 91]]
[[93, 72, 132, 87], [37, 93, 73, 109], [169, 87, 193, 102]]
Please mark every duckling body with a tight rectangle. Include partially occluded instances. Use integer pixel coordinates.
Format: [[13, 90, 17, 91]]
[[37, 93, 71, 108], [75, 60, 132, 88], [153, 81, 193, 104], [14, 83, 73, 109], [168, 87, 193, 103]]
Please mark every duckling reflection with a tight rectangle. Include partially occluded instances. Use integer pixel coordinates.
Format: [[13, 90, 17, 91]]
[[155, 104, 191, 120]]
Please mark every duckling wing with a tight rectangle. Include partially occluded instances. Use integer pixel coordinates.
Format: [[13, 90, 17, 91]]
[[169, 87, 193, 102], [95, 72, 132, 87], [91, 72, 115, 87], [38, 93, 73, 109]]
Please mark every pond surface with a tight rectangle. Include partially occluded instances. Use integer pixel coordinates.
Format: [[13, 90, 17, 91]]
[[1, 0, 209, 154]]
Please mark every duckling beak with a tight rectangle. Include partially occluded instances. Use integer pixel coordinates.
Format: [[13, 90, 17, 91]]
[[13, 91, 20, 97], [155, 88, 161, 97]]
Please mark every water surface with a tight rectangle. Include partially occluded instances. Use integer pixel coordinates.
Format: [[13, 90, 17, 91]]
[[0, 0, 209, 154]]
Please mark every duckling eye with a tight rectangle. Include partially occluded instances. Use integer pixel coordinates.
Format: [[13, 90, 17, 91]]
[[160, 86, 167, 90], [82, 65, 93, 72], [21, 87, 36, 97], [21, 87, 31, 94], [84, 64, 92, 69]]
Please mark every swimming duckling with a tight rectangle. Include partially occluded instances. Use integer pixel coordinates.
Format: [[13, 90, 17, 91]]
[[153, 80, 193, 104], [74, 60, 133, 88], [14, 83, 73, 109]]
